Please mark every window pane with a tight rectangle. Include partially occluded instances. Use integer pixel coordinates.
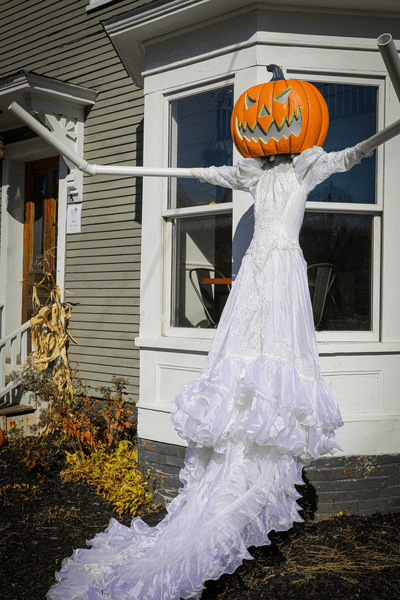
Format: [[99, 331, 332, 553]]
[[169, 86, 233, 208], [32, 173, 46, 269], [309, 84, 377, 204], [171, 214, 232, 328], [300, 213, 373, 331]]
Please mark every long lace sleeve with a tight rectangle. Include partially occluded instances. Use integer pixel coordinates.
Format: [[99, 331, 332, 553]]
[[293, 144, 370, 194], [191, 158, 265, 199]]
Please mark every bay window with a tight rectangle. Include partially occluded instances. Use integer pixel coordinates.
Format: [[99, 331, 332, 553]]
[[164, 77, 381, 340]]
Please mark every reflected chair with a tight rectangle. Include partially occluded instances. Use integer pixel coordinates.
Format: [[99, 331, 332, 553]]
[[189, 268, 231, 328], [307, 263, 338, 328]]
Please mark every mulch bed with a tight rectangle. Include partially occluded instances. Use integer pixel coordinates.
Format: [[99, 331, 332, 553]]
[[1, 435, 400, 600]]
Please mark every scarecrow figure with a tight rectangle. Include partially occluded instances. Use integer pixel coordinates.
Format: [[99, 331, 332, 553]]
[[9, 34, 400, 600]]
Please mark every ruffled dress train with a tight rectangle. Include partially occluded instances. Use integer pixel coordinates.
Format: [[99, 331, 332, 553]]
[[47, 145, 367, 600]]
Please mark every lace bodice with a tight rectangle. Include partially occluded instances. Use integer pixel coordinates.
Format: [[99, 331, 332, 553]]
[[192, 144, 367, 267], [246, 158, 303, 268]]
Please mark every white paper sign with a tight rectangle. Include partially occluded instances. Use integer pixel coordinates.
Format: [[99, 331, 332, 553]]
[[67, 203, 82, 234]]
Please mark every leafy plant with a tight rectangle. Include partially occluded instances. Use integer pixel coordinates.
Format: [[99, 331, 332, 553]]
[[61, 440, 155, 517], [24, 449, 48, 483]]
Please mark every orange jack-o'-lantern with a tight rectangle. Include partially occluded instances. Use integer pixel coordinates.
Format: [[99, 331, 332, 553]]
[[231, 65, 329, 158]]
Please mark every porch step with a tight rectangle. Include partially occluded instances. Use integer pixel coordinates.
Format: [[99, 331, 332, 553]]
[[0, 399, 37, 438], [0, 400, 35, 416]]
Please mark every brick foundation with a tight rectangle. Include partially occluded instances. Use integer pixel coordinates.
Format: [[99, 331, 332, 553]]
[[138, 438, 400, 519]]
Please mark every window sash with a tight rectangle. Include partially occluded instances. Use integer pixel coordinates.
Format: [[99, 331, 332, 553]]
[[297, 74, 384, 342]]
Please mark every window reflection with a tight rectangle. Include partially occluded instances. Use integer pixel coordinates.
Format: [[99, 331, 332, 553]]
[[300, 213, 373, 331]]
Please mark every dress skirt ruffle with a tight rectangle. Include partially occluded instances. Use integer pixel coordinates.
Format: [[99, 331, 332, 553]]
[[47, 245, 343, 600]]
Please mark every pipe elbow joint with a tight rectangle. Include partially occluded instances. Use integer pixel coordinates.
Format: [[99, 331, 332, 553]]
[[79, 161, 97, 175]]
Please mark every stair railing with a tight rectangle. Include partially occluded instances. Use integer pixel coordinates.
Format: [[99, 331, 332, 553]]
[[0, 299, 4, 340], [0, 320, 30, 399]]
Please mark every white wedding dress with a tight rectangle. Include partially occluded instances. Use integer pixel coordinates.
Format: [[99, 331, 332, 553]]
[[47, 145, 367, 600]]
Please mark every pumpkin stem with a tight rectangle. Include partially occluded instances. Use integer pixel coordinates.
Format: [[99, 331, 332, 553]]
[[267, 64, 286, 82]]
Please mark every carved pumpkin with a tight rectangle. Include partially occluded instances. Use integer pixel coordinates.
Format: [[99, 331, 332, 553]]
[[231, 65, 329, 157]]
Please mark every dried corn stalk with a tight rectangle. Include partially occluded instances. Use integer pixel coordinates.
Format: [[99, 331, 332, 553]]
[[25, 250, 78, 399]]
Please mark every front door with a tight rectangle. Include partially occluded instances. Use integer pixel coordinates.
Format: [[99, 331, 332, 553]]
[[22, 157, 59, 324]]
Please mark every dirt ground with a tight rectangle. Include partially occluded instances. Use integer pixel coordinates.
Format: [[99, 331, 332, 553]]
[[1, 435, 400, 600]]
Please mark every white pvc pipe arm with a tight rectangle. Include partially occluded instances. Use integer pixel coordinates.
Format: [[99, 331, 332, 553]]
[[378, 33, 400, 103], [359, 34, 400, 155], [8, 101, 195, 178], [358, 118, 400, 155]]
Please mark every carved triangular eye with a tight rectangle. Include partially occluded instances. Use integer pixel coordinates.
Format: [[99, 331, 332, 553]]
[[258, 104, 270, 117], [274, 85, 292, 104], [245, 94, 256, 109]]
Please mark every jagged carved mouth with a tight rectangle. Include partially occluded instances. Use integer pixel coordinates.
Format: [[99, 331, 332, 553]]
[[236, 108, 302, 144]]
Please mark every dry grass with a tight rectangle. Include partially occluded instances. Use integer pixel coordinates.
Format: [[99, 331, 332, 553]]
[[203, 513, 400, 599]]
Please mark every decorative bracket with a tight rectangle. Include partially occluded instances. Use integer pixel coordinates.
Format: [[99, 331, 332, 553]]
[[41, 111, 84, 202]]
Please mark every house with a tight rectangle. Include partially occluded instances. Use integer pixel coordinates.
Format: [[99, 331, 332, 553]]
[[1, 0, 400, 517]]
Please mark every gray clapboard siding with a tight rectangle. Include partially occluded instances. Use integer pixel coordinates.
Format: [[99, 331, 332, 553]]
[[73, 332, 139, 345], [1, 0, 149, 398], [70, 355, 140, 372], [49, 56, 126, 84], [65, 289, 138, 300], [85, 105, 143, 128], [70, 320, 140, 331], [63, 278, 140, 288], [65, 263, 137, 274], [67, 238, 141, 250], [66, 267, 140, 276], [84, 140, 142, 157], [82, 180, 142, 196], [66, 248, 140, 260], [94, 84, 141, 102], [72, 223, 141, 235], [78, 214, 139, 226], [74, 330, 139, 340], [66, 229, 141, 242], [3, 2, 90, 39], [76, 369, 139, 384], [70, 313, 139, 324], [89, 93, 144, 113], [2, 5, 82, 38], [2, 15, 87, 68], [71, 346, 140, 363], [84, 130, 142, 147], [66, 244, 140, 257]]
